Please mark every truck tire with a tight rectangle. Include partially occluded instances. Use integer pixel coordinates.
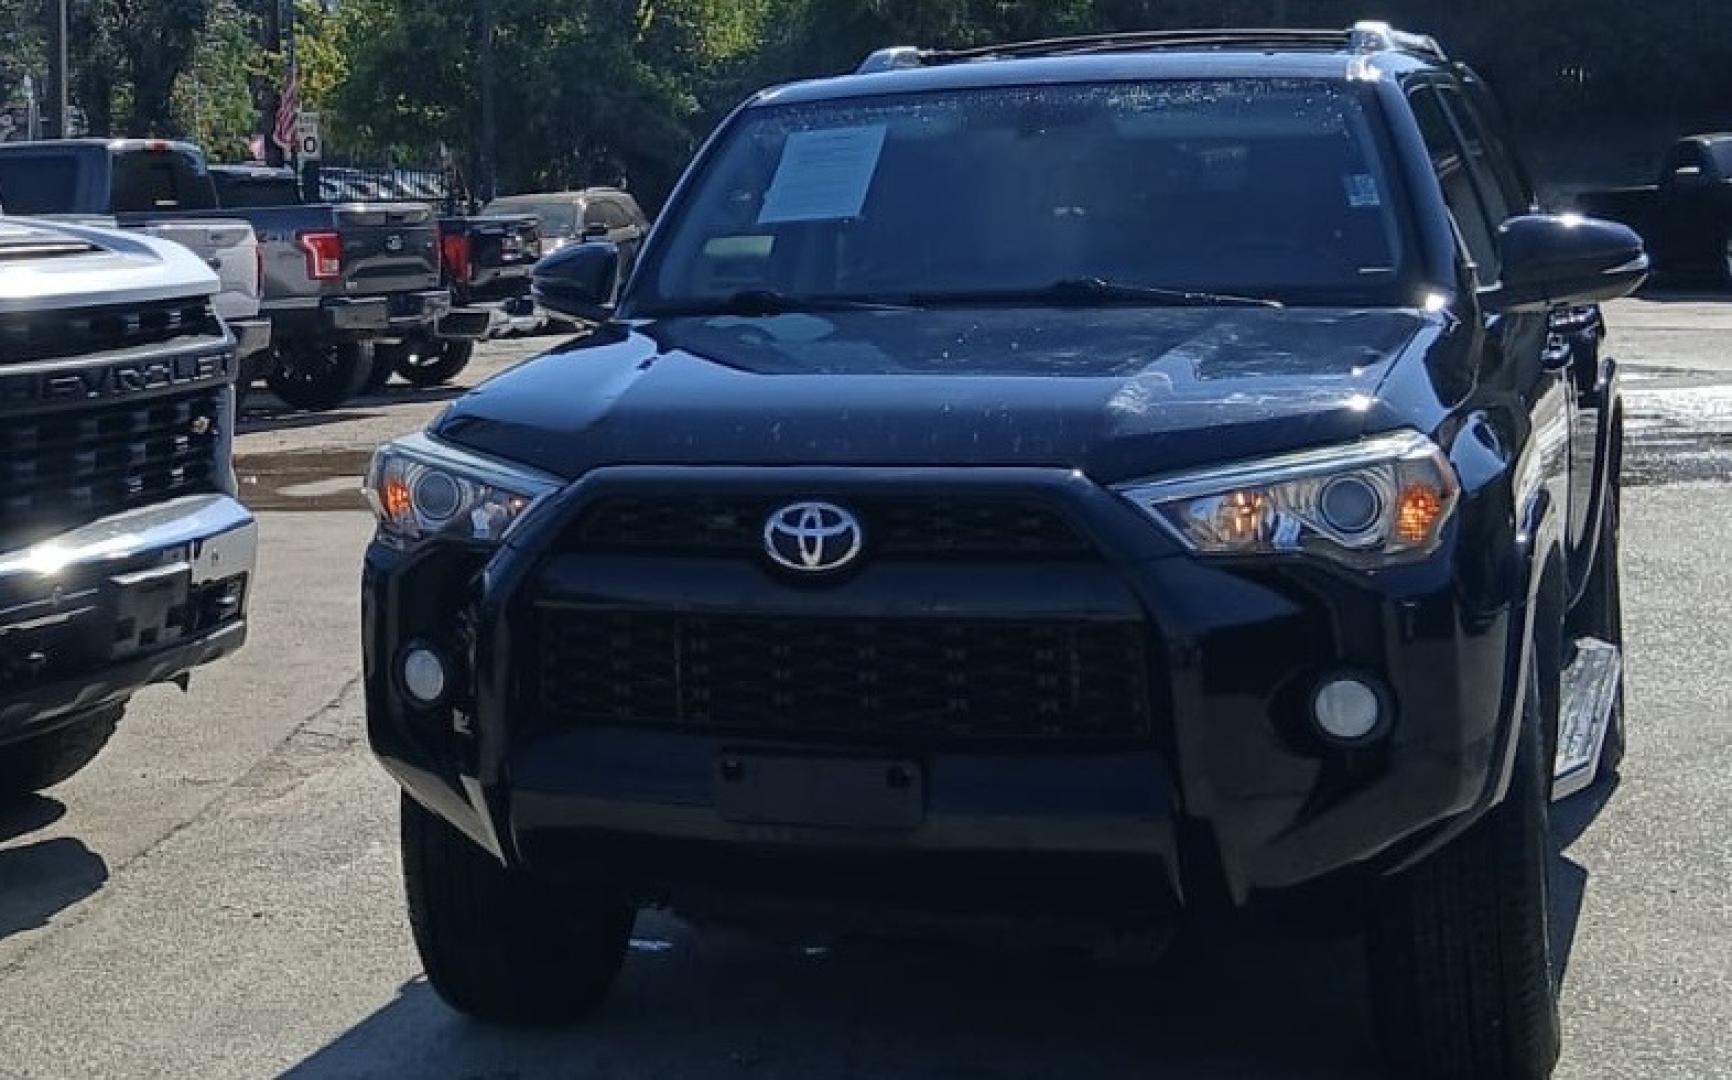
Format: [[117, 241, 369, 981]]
[[265, 341, 374, 411], [401, 793, 634, 1025], [362, 344, 399, 392], [1366, 671, 1561, 1080], [394, 339, 476, 388], [0, 706, 122, 805]]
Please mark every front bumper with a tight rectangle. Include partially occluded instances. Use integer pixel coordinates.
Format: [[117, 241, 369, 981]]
[[434, 307, 494, 341], [365, 465, 1527, 913], [228, 317, 273, 359], [0, 495, 256, 742]]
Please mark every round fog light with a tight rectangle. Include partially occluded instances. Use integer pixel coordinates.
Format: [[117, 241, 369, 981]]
[[401, 646, 448, 706], [1311, 676, 1386, 743]]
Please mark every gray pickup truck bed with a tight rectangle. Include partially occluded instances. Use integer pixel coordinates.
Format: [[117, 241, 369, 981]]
[[0, 139, 453, 409]]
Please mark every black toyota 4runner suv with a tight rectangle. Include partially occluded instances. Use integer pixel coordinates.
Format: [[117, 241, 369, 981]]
[[362, 25, 1642, 1079]]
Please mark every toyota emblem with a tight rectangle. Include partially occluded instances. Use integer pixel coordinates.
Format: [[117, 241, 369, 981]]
[[763, 502, 864, 574], [385, 233, 404, 253]]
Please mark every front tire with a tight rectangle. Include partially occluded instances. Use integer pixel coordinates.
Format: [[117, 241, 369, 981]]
[[265, 341, 373, 411], [401, 793, 634, 1025], [1366, 672, 1562, 1080], [0, 706, 123, 805]]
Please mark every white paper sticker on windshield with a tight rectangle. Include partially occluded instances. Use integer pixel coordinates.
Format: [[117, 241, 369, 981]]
[[1344, 174, 1382, 208], [757, 125, 888, 225]]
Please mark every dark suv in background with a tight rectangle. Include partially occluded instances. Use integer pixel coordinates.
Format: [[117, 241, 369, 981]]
[[362, 24, 1643, 1080]]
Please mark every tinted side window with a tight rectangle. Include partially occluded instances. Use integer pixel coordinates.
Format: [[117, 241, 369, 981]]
[[213, 174, 301, 208], [1664, 142, 1713, 180], [111, 150, 217, 213], [1451, 82, 1532, 213], [616, 195, 647, 226], [1410, 87, 1500, 280], [1436, 87, 1515, 240], [594, 201, 632, 228], [1707, 142, 1732, 180], [0, 154, 79, 214]]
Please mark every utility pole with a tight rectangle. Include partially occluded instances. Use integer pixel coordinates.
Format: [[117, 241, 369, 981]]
[[262, 0, 284, 165], [44, 0, 68, 138], [478, 0, 497, 203], [22, 74, 40, 140]]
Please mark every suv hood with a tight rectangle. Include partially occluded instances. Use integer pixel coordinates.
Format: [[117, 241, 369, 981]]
[[434, 307, 1448, 485], [0, 217, 218, 313]]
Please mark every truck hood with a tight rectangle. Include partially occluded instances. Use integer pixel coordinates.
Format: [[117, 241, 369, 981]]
[[433, 307, 1448, 485], [0, 217, 217, 314]]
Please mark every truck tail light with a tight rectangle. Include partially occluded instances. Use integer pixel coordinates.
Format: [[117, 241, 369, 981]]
[[298, 231, 342, 280], [441, 232, 472, 284]]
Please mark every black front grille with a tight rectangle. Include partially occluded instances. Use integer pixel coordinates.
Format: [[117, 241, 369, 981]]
[[570, 495, 1092, 559], [0, 389, 224, 550], [537, 608, 1152, 745], [0, 298, 220, 366]]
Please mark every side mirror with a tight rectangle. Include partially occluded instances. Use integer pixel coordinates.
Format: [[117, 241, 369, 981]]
[[581, 222, 611, 240], [1483, 214, 1649, 313], [531, 241, 620, 324]]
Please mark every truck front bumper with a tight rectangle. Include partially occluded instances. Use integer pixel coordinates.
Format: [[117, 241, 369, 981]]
[[433, 307, 494, 341], [0, 495, 256, 743], [228, 317, 273, 359], [365, 466, 1528, 915]]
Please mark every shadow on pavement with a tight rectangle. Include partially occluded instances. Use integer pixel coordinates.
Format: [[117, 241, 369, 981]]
[[236, 409, 376, 436], [287, 914, 1386, 1080], [284, 777, 1622, 1078], [0, 796, 109, 942], [238, 385, 466, 433], [1550, 771, 1622, 988], [1635, 284, 1730, 303]]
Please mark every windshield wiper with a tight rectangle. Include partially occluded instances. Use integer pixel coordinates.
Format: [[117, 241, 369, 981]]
[[915, 278, 1284, 309], [648, 289, 919, 317]]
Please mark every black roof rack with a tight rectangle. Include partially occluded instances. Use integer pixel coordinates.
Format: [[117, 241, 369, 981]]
[[856, 21, 1447, 74]]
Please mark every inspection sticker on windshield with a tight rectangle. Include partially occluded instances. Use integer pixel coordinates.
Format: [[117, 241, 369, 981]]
[[1344, 174, 1382, 208], [758, 125, 888, 224]]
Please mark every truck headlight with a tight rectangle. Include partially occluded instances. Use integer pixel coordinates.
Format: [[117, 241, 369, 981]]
[[1114, 430, 1458, 566], [364, 433, 561, 546]]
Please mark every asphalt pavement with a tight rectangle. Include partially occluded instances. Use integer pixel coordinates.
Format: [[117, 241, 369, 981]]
[[0, 300, 1728, 1078]]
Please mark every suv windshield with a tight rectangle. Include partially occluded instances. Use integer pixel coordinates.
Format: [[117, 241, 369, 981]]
[[636, 79, 1416, 312]]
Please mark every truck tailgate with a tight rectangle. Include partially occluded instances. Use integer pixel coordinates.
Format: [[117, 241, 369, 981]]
[[469, 215, 542, 274], [127, 218, 260, 321], [335, 203, 440, 295]]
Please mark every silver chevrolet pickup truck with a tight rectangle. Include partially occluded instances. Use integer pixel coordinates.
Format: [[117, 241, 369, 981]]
[[0, 216, 256, 801]]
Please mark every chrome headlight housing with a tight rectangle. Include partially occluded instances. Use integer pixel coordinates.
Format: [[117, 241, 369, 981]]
[[1115, 431, 1459, 567], [364, 433, 561, 547]]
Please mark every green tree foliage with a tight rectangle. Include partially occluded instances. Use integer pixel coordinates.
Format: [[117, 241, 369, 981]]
[[322, 0, 785, 202], [65, 0, 211, 136], [172, 0, 260, 159], [14, 0, 1729, 191]]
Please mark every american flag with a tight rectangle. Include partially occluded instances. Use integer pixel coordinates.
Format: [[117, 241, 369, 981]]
[[271, 61, 299, 155]]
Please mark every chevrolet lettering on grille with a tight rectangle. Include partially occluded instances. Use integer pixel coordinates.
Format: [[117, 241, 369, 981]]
[[0, 350, 233, 408]]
